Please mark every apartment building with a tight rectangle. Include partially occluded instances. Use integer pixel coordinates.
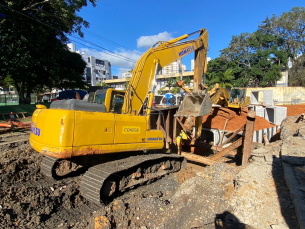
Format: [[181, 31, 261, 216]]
[[122, 71, 132, 79], [67, 43, 112, 86], [159, 59, 186, 76], [191, 57, 211, 71]]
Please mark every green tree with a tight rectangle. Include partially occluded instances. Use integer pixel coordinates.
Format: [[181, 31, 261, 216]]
[[183, 77, 191, 86], [208, 68, 235, 89], [164, 78, 174, 91], [206, 57, 229, 87], [288, 54, 305, 86], [220, 30, 287, 87], [0, 0, 97, 103], [102, 82, 109, 87], [123, 81, 129, 90], [170, 87, 181, 95], [95, 82, 102, 86], [259, 7, 305, 65]]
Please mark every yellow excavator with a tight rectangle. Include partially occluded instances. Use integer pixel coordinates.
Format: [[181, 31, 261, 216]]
[[29, 28, 211, 203]]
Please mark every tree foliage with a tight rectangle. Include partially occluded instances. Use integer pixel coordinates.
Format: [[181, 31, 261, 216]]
[[259, 7, 305, 65], [205, 7, 305, 87], [288, 55, 305, 86], [208, 69, 235, 89], [0, 0, 97, 103]]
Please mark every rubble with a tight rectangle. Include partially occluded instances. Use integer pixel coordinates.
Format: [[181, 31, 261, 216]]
[[0, 104, 304, 228]]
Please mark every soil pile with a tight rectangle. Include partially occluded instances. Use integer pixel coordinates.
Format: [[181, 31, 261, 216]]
[[202, 111, 276, 131], [280, 104, 305, 117]]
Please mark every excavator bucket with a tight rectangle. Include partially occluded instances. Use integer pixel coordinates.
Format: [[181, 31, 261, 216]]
[[175, 92, 212, 117]]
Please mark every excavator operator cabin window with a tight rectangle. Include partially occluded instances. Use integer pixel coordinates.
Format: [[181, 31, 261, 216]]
[[110, 91, 125, 114]]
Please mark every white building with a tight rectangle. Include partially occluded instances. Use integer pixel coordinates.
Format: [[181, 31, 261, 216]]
[[67, 43, 112, 86], [122, 71, 132, 78], [160, 59, 186, 76], [191, 57, 211, 71]]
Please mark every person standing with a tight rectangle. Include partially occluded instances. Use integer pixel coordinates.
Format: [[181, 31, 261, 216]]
[[168, 95, 174, 106], [152, 99, 156, 108], [162, 96, 167, 107]]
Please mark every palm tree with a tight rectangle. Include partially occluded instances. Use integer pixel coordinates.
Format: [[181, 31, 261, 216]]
[[165, 78, 174, 91], [209, 68, 234, 89], [183, 76, 191, 86], [123, 81, 129, 90]]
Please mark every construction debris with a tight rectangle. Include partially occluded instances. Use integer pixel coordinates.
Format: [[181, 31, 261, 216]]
[[0, 104, 304, 228]]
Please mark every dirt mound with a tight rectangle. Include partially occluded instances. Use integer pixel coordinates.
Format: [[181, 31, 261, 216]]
[[0, 145, 98, 228], [280, 115, 305, 141], [280, 104, 305, 116], [202, 113, 276, 131], [211, 107, 237, 120]]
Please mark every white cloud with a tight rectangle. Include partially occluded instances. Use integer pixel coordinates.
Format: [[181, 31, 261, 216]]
[[137, 31, 174, 49]]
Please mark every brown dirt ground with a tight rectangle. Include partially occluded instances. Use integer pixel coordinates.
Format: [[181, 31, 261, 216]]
[[279, 104, 305, 117]]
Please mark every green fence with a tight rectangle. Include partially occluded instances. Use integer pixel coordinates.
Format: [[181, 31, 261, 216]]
[[0, 94, 37, 106], [0, 103, 51, 120]]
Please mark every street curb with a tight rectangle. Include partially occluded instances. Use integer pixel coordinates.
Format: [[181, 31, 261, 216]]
[[282, 162, 305, 229]]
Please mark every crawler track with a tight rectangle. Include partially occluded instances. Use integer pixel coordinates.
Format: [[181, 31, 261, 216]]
[[41, 155, 58, 178], [80, 154, 186, 204]]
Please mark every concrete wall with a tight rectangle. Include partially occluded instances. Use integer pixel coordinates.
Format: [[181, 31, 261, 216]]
[[244, 87, 305, 105]]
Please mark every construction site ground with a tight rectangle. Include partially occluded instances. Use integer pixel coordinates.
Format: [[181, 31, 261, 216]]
[[0, 104, 304, 228]]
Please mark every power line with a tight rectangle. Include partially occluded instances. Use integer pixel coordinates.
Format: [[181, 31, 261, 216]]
[[69, 39, 137, 63], [1, 4, 137, 63], [83, 29, 141, 55], [71, 36, 136, 63], [82, 9, 149, 49]]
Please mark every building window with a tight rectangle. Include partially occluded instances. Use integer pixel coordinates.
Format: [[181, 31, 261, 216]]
[[108, 62, 111, 67], [88, 57, 90, 63], [103, 71, 106, 75], [96, 59, 104, 66]]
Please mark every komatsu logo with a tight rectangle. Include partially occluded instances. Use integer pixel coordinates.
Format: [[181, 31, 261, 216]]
[[147, 137, 163, 141], [30, 123, 41, 137], [179, 46, 194, 57], [122, 126, 141, 134]]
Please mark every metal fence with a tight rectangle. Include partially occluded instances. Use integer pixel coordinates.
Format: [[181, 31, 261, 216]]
[[0, 94, 37, 105]]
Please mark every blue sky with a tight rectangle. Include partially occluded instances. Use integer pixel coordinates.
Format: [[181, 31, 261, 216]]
[[71, 0, 304, 77]]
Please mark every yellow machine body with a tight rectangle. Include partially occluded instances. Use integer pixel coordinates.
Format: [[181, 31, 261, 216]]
[[227, 88, 250, 109], [30, 105, 164, 159], [30, 28, 211, 159]]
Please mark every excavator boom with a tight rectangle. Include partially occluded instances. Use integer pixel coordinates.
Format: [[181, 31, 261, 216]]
[[123, 28, 210, 116]]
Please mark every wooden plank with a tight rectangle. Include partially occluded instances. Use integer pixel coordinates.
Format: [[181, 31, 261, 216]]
[[157, 113, 161, 130], [210, 137, 243, 161], [181, 152, 216, 166], [173, 110, 178, 144], [219, 119, 228, 145], [242, 111, 256, 166], [219, 125, 244, 147], [296, 167, 305, 174], [166, 109, 171, 149], [21, 112, 26, 119], [15, 113, 19, 119], [196, 141, 223, 151]]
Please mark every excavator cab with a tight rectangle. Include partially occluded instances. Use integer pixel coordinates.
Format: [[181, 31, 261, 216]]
[[228, 88, 250, 108]]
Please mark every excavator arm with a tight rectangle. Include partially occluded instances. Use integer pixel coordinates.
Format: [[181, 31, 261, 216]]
[[122, 28, 209, 115]]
